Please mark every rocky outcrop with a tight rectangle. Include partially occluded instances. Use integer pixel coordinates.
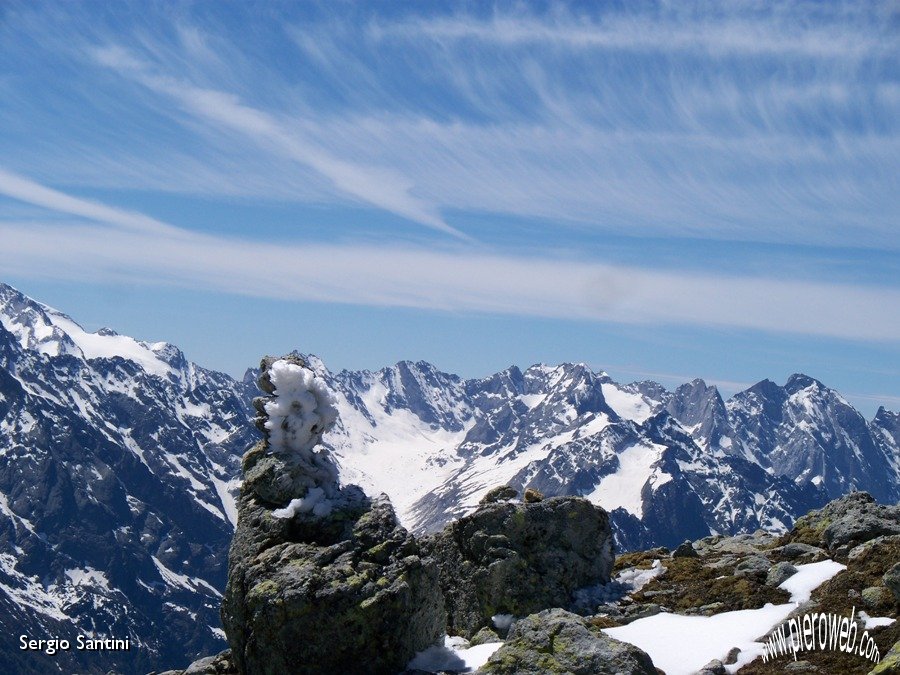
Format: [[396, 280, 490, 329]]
[[221, 356, 444, 675], [424, 494, 614, 638], [157, 650, 237, 675], [788, 491, 900, 553], [477, 608, 656, 675]]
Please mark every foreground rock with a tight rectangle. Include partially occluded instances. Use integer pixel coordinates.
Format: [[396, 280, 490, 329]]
[[221, 356, 444, 675], [477, 608, 656, 675], [157, 650, 237, 675], [425, 493, 614, 638]]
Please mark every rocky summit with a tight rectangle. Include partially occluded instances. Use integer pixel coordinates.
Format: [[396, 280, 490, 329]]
[[221, 356, 445, 675]]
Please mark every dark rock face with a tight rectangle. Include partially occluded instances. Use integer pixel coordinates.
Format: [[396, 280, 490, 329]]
[[221, 357, 444, 675], [672, 540, 699, 558], [425, 496, 613, 638], [477, 608, 656, 675], [0, 283, 257, 674]]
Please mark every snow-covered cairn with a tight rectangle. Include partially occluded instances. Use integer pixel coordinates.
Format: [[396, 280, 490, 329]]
[[222, 355, 445, 675], [240, 354, 360, 514], [262, 358, 339, 517]]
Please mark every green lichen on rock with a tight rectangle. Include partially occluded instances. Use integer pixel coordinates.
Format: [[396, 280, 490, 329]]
[[423, 496, 614, 638], [477, 608, 656, 675], [223, 492, 445, 675], [868, 640, 900, 675], [780, 492, 900, 554]]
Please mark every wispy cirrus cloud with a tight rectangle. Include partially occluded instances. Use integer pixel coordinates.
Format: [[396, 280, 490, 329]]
[[0, 167, 182, 236], [0, 171, 898, 343], [2, 1, 896, 251], [87, 45, 468, 240], [371, 5, 893, 59]]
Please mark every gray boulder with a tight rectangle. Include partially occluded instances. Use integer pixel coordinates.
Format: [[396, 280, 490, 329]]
[[221, 356, 445, 675], [425, 496, 614, 638], [672, 540, 699, 558], [766, 561, 798, 586], [156, 650, 236, 675], [884, 562, 900, 603], [772, 542, 827, 562], [791, 492, 900, 551], [476, 608, 656, 675], [734, 555, 771, 580], [697, 659, 727, 675]]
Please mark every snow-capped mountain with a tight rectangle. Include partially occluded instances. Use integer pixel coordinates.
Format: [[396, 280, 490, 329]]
[[0, 284, 255, 673], [315, 361, 863, 548], [0, 281, 897, 671]]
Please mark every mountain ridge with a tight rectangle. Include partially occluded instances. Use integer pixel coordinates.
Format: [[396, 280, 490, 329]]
[[0, 281, 898, 672]]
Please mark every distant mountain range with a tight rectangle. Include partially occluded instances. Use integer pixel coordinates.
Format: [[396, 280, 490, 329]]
[[0, 282, 897, 672]]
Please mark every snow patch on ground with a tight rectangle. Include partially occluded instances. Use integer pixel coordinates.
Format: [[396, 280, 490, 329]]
[[858, 611, 895, 629], [603, 560, 846, 675], [210, 474, 239, 528], [64, 567, 110, 590], [407, 635, 502, 673], [151, 556, 222, 598], [328, 377, 471, 520], [575, 559, 666, 608], [518, 393, 545, 409]]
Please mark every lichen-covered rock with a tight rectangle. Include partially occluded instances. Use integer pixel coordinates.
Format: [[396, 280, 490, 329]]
[[469, 627, 501, 646], [221, 356, 445, 675], [477, 608, 656, 675], [766, 561, 798, 586], [861, 585, 894, 609], [885, 562, 900, 603], [479, 485, 519, 505], [788, 492, 900, 552], [523, 488, 544, 503], [869, 639, 900, 674], [425, 496, 613, 638]]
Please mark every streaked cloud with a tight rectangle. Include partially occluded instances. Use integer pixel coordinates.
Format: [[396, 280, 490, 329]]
[[88, 45, 468, 240], [0, 167, 183, 237], [0, 173, 897, 342], [1, 1, 896, 249]]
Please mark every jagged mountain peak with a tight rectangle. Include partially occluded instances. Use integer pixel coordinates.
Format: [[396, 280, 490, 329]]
[[785, 372, 825, 392], [874, 406, 899, 426]]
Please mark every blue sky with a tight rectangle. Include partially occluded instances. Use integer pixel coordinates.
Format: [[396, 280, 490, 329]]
[[0, 1, 898, 415]]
